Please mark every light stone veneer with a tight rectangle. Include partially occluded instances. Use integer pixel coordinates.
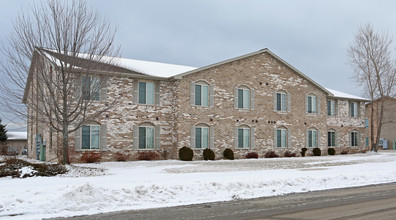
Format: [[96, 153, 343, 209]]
[[27, 52, 368, 162]]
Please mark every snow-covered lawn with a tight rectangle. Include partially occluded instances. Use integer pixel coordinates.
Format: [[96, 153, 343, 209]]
[[1, 152, 396, 220]]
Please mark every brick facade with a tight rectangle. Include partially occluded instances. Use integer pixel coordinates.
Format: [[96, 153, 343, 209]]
[[25, 49, 369, 162]]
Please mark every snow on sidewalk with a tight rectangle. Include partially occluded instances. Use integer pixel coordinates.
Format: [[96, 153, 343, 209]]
[[1, 152, 396, 220]]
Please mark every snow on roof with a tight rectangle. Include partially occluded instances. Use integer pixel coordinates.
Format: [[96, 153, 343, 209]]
[[7, 132, 27, 140], [41, 49, 197, 78], [326, 88, 369, 101], [113, 57, 197, 78]]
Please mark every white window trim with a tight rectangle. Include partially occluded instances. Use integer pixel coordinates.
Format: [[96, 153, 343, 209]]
[[194, 126, 209, 149], [138, 81, 155, 105], [351, 131, 359, 147], [327, 99, 336, 116], [82, 76, 100, 101], [277, 128, 288, 148], [307, 129, 318, 148], [276, 92, 287, 112], [238, 127, 251, 148], [238, 87, 250, 109], [350, 102, 359, 118], [81, 124, 100, 150], [194, 82, 209, 107], [307, 94, 317, 114], [138, 125, 155, 149], [327, 130, 336, 147]]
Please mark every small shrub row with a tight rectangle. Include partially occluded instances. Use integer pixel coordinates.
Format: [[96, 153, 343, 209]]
[[137, 151, 160, 160], [114, 152, 130, 161], [81, 152, 102, 163], [313, 147, 321, 156], [264, 151, 279, 158], [284, 151, 296, 157], [223, 148, 234, 160], [341, 149, 349, 155], [328, 148, 335, 155], [301, 147, 308, 157], [203, 149, 215, 160], [246, 152, 259, 159]]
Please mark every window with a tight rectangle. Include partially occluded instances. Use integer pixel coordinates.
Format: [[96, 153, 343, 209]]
[[82, 76, 100, 101], [191, 124, 214, 149], [365, 118, 369, 128], [238, 87, 250, 109], [327, 100, 335, 116], [81, 125, 100, 149], [327, 130, 336, 147], [308, 129, 318, 147], [194, 83, 209, 106], [307, 94, 317, 113], [238, 127, 250, 148], [195, 126, 209, 149], [139, 81, 155, 105], [139, 125, 154, 149], [350, 102, 359, 117], [276, 128, 287, 148], [351, 131, 358, 146], [276, 92, 287, 112], [365, 137, 369, 147]]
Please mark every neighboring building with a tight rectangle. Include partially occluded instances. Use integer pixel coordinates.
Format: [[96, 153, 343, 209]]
[[6, 132, 27, 155], [23, 48, 369, 162], [366, 97, 396, 150]]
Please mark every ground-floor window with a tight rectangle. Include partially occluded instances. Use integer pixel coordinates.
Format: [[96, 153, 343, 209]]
[[277, 128, 287, 147], [238, 127, 250, 148], [139, 126, 154, 149], [308, 129, 318, 147], [327, 130, 336, 147], [195, 126, 209, 149], [351, 131, 358, 146], [82, 125, 100, 149]]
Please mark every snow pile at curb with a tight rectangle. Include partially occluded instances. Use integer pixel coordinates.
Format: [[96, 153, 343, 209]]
[[0, 153, 396, 220]]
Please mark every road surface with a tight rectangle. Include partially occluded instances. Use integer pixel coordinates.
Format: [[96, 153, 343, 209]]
[[50, 182, 396, 220]]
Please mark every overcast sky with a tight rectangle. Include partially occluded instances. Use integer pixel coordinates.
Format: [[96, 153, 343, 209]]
[[1, 0, 396, 131]]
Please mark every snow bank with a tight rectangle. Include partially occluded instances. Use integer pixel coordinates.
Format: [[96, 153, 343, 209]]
[[1, 153, 396, 220]]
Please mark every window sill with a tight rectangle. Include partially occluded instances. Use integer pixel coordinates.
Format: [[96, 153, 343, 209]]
[[76, 149, 104, 152], [136, 148, 156, 151], [191, 105, 210, 108]]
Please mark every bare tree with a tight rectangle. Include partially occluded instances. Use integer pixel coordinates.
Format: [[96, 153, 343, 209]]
[[348, 23, 396, 152], [0, 0, 120, 163]]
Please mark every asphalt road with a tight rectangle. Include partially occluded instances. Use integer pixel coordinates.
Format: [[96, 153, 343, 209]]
[[50, 182, 396, 220]]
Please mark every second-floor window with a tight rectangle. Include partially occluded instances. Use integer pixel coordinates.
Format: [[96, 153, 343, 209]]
[[139, 81, 155, 105], [350, 102, 359, 117], [238, 87, 250, 109], [307, 94, 317, 113], [276, 92, 287, 112], [327, 100, 335, 116], [195, 83, 209, 106], [82, 76, 100, 101]]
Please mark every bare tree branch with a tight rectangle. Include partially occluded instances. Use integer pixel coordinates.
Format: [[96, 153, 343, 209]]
[[0, 0, 120, 163]]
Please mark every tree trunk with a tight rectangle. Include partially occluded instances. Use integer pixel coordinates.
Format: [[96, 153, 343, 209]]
[[62, 127, 69, 164], [374, 98, 385, 152], [370, 102, 375, 151]]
